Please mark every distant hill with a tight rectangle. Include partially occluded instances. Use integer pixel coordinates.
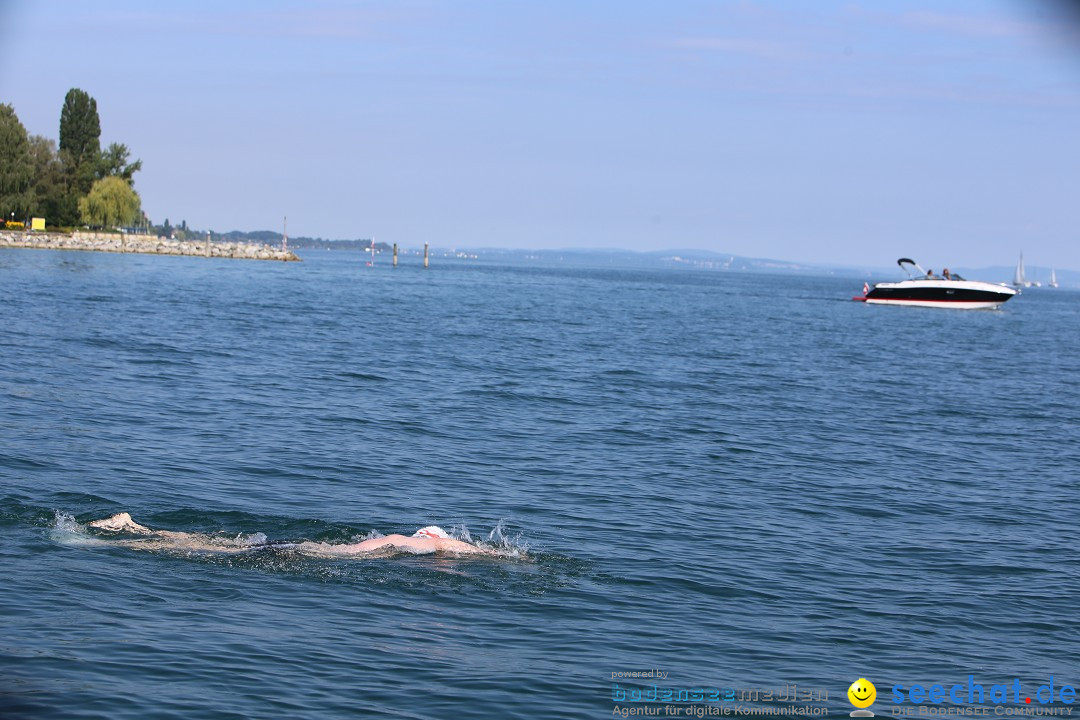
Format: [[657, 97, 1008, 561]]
[[449, 246, 874, 276], [456, 248, 1079, 286], [214, 231, 1079, 287], [221, 230, 390, 252]]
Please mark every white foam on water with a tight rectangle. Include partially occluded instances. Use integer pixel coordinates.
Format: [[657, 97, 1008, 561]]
[[234, 532, 268, 546], [458, 520, 530, 559], [441, 521, 531, 558], [49, 510, 108, 547]]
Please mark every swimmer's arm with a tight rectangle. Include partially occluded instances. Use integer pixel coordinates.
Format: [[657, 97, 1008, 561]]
[[294, 534, 413, 556], [370, 535, 493, 554], [88, 514, 256, 553], [301, 535, 493, 556], [353, 534, 414, 551], [89, 514, 197, 539], [433, 538, 495, 555]]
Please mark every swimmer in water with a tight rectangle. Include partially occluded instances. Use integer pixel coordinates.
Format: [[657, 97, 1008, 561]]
[[87, 512, 495, 556]]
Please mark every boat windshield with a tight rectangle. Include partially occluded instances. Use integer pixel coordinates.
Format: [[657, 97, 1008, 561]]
[[897, 258, 962, 280]]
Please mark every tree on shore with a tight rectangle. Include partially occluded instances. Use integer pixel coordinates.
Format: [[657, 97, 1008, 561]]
[[0, 103, 34, 220], [97, 142, 142, 185], [4, 90, 146, 228], [58, 88, 102, 224], [78, 176, 141, 228], [28, 136, 65, 222], [59, 88, 101, 166]]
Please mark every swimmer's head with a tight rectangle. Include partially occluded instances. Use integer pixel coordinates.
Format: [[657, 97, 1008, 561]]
[[412, 526, 450, 539]]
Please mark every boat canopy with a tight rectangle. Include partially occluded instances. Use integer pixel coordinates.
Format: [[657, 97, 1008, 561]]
[[897, 258, 927, 277]]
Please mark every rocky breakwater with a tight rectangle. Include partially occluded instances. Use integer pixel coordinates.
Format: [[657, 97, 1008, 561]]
[[0, 231, 301, 261]]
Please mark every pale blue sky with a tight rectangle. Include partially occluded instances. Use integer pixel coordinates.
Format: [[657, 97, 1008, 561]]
[[2, 0, 1079, 268]]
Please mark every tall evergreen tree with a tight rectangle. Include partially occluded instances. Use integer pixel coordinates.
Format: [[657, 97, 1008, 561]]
[[59, 88, 101, 164], [58, 88, 102, 225], [0, 103, 34, 222]]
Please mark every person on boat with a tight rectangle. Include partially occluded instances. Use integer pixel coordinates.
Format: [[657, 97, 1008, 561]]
[[925, 268, 940, 279], [88, 512, 494, 556], [942, 268, 952, 280]]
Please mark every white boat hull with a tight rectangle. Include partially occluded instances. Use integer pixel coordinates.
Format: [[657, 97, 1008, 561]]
[[863, 297, 1010, 310]]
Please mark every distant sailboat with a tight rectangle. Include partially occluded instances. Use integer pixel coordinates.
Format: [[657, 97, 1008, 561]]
[[1049, 269, 1059, 288], [1013, 253, 1031, 288]]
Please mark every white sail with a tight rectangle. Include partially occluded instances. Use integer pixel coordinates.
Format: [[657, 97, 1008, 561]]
[[1013, 254, 1027, 287], [1049, 269, 1058, 288]]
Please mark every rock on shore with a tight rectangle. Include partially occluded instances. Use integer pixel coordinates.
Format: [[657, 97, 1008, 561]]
[[0, 231, 301, 262]]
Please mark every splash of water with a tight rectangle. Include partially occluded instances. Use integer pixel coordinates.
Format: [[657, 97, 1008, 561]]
[[234, 532, 268, 546], [447, 520, 529, 558], [52, 510, 81, 532], [484, 519, 529, 558], [49, 510, 108, 547], [449, 523, 473, 543]]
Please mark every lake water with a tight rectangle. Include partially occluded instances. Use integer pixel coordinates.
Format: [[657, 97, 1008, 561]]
[[1, 248, 1077, 719]]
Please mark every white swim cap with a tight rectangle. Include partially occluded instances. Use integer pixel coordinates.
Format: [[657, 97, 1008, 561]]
[[412, 526, 450, 539]]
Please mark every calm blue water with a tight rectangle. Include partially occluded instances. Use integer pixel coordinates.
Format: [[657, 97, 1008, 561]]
[[1, 248, 1078, 719]]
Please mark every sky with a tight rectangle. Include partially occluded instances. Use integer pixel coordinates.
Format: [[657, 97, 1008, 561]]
[[2, 0, 1079, 269]]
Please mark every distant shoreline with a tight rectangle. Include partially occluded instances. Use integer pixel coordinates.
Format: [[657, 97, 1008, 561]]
[[0, 231, 301, 262]]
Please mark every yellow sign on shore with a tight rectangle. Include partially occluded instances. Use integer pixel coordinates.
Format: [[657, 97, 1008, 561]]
[[31, 217, 45, 231]]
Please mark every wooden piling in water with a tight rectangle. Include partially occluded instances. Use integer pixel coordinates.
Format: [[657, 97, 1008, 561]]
[[424, 242, 429, 268]]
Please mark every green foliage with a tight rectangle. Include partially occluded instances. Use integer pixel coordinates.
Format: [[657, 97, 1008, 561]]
[[59, 88, 101, 164], [59, 88, 102, 223], [78, 176, 141, 228], [0, 103, 34, 219], [97, 142, 142, 184], [27, 135, 65, 223], [13, 89, 148, 229]]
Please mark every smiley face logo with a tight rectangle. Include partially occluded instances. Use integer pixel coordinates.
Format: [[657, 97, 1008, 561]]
[[848, 678, 877, 709]]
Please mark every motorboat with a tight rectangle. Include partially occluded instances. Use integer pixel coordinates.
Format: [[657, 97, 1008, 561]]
[[853, 258, 1019, 310]]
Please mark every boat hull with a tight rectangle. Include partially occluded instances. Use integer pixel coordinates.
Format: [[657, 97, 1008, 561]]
[[864, 297, 1008, 310], [860, 279, 1018, 310]]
